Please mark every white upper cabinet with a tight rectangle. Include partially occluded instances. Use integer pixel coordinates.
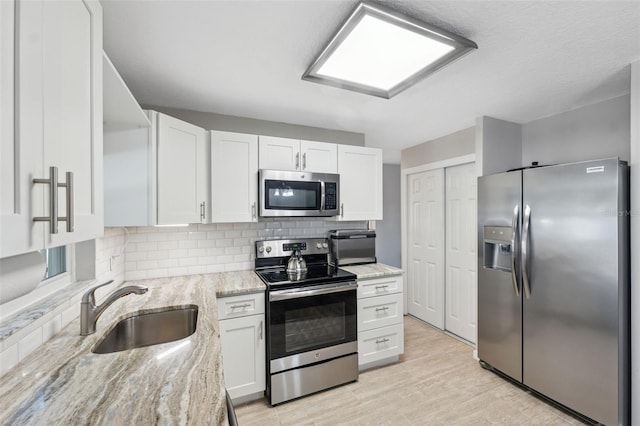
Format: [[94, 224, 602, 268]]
[[300, 140, 338, 173], [104, 111, 208, 227], [259, 136, 337, 173], [210, 131, 259, 223], [337, 145, 383, 221], [258, 136, 299, 171], [156, 113, 208, 225], [1, 0, 103, 258]]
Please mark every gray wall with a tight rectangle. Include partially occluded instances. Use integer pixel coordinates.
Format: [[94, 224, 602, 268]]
[[375, 164, 401, 268], [476, 116, 522, 175], [145, 105, 365, 146], [522, 95, 630, 165], [400, 127, 475, 169]]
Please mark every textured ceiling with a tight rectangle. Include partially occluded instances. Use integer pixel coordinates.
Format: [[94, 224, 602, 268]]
[[102, 0, 640, 163]]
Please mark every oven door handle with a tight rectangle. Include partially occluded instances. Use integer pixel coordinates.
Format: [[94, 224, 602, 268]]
[[269, 281, 357, 301]]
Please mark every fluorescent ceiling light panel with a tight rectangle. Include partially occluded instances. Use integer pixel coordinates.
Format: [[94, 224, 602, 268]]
[[302, 2, 477, 99]]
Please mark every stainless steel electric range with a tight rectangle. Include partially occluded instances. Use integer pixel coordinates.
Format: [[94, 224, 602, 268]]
[[254, 238, 358, 406]]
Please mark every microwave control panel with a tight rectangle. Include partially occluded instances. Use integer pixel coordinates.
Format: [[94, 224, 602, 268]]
[[325, 182, 337, 210]]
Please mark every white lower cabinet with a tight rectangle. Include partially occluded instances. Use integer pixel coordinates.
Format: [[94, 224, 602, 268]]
[[358, 323, 404, 366], [217, 292, 265, 402], [357, 275, 404, 370]]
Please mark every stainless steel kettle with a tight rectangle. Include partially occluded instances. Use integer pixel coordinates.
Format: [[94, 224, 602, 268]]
[[286, 249, 307, 274]]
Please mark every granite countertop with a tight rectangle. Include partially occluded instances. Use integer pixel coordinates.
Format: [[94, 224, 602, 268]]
[[340, 262, 403, 279], [0, 271, 266, 425]]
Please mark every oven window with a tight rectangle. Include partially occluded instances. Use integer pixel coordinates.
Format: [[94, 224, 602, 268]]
[[265, 180, 320, 210], [285, 303, 345, 353], [269, 289, 357, 360]]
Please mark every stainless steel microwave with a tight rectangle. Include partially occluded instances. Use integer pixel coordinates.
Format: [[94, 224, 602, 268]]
[[259, 169, 340, 217]]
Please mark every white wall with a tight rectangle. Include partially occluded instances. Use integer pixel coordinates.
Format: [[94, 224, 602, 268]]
[[522, 95, 631, 165], [400, 127, 474, 169], [122, 219, 365, 280], [375, 164, 401, 268], [630, 60, 639, 426]]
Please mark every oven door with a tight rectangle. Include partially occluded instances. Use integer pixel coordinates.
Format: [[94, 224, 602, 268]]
[[268, 281, 357, 367]]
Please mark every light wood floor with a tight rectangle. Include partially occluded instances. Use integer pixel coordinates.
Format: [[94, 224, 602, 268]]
[[235, 316, 585, 425]]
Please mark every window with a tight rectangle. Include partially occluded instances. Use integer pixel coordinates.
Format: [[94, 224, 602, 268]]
[[40, 246, 67, 280]]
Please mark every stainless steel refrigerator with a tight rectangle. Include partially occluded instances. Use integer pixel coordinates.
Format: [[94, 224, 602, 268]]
[[477, 157, 630, 425]]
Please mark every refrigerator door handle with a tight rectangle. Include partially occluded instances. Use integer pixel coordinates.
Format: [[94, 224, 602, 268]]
[[522, 204, 532, 299], [511, 205, 520, 297]]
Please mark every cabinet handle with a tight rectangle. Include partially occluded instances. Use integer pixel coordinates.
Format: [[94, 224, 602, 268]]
[[340, 203, 344, 218], [302, 153, 306, 170], [33, 166, 59, 234], [259, 320, 263, 340], [375, 285, 389, 291], [58, 171, 74, 232], [375, 306, 389, 312], [295, 152, 300, 170], [200, 201, 206, 221], [252, 202, 257, 219], [375, 338, 390, 344], [230, 303, 251, 310]]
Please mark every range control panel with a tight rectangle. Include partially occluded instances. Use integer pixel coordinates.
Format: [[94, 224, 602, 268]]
[[256, 238, 329, 259]]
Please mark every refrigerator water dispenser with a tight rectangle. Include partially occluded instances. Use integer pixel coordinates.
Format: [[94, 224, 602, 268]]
[[483, 226, 512, 272]]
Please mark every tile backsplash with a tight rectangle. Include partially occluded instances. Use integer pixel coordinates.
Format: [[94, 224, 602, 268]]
[[123, 219, 366, 280]]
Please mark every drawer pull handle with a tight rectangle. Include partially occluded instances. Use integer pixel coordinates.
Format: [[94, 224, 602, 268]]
[[375, 338, 390, 344], [230, 303, 251, 310], [374, 285, 389, 290], [375, 306, 389, 312]]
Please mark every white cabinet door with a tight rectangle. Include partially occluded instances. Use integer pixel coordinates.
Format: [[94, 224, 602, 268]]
[[43, 0, 103, 248], [1, 0, 43, 258], [300, 140, 337, 173], [157, 113, 207, 225], [219, 314, 266, 400], [1, 0, 102, 257], [259, 136, 300, 171], [337, 145, 383, 221], [211, 131, 258, 222]]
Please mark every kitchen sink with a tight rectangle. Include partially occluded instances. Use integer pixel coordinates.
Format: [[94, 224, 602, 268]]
[[92, 305, 198, 354]]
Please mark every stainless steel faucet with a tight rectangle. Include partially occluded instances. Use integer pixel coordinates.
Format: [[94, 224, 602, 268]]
[[80, 280, 148, 335]]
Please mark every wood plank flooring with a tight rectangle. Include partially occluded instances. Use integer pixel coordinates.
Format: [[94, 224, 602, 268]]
[[235, 316, 585, 425]]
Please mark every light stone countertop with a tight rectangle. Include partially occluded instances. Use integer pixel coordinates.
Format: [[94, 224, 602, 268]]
[[340, 263, 403, 279], [0, 271, 266, 425]]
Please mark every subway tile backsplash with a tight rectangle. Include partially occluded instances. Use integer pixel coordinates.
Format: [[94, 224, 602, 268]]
[[122, 218, 366, 280]]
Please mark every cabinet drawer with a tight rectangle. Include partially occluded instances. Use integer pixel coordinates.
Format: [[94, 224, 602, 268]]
[[358, 292, 403, 332], [217, 292, 265, 320], [357, 276, 402, 299], [358, 323, 404, 366]]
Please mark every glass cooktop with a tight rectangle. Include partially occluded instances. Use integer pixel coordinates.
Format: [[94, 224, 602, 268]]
[[256, 264, 356, 287]]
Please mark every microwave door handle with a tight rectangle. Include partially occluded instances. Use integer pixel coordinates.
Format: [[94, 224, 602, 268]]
[[320, 181, 325, 212]]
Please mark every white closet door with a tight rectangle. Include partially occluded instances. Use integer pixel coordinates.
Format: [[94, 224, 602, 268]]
[[445, 162, 477, 343], [407, 169, 445, 328]]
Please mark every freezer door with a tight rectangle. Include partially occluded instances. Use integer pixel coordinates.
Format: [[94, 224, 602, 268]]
[[522, 158, 628, 425], [477, 171, 522, 382]]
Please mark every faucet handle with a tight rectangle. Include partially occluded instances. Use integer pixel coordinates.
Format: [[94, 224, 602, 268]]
[[81, 280, 114, 305]]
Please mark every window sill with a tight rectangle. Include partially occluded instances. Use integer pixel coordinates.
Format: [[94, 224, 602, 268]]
[[0, 279, 96, 349]]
